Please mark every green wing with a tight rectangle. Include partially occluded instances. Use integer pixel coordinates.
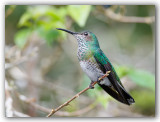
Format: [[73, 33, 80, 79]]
[[94, 49, 130, 105], [93, 49, 123, 86], [93, 49, 135, 105]]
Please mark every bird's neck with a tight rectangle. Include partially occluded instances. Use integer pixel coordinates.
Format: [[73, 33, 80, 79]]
[[77, 44, 99, 61], [77, 44, 89, 61]]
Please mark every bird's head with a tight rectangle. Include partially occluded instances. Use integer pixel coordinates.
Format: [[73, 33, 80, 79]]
[[56, 28, 100, 48]]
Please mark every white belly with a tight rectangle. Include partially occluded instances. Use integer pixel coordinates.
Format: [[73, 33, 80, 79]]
[[79, 60, 111, 86]]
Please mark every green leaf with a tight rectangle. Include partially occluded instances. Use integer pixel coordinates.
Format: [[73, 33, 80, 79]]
[[42, 29, 59, 45], [35, 27, 59, 45], [18, 12, 32, 27], [14, 29, 32, 48], [114, 65, 129, 78], [67, 5, 91, 27], [114, 65, 155, 91], [18, 6, 67, 28], [128, 69, 155, 91]]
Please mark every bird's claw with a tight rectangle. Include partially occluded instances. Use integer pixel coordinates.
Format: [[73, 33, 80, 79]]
[[89, 83, 95, 89], [106, 71, 111, 74], [98, 71, 111, 81], [89, 71, 111, 88]]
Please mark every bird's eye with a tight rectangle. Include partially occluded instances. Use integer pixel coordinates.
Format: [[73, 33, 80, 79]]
[[84, 32, 88, 36]]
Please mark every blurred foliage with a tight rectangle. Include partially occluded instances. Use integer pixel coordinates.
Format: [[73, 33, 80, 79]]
[[14, 28, 32, 48], [67, 5, 91, 27], [128, 69, 155, 91], [131, 89, 155, 115], [80, 65, 155, 111], [14, 5, 91, 47], [5, 5, 155, 117], [115, 65, 155, 91], [115, 65, 155, 116]]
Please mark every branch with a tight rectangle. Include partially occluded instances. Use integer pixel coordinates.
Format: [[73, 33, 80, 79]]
[[5, 46, 38, 70], [47, 71, 111, 117], [18, 94, 96, 116], [54, 102, 96, 116], [104, 9, 155, 24]]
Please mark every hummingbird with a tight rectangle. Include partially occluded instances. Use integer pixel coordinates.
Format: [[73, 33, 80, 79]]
[[56, 28, 135, 105]]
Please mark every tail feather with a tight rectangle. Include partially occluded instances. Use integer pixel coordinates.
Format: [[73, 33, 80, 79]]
[[118, 84, 135, 105], [98, 83, 135, 105]]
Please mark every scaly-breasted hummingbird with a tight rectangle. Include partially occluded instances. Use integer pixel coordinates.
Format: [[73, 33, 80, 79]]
[[57, 28, 135, 105]]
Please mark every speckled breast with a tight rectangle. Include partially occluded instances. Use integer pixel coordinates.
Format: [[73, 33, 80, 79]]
[[79, 58, 103, 82]]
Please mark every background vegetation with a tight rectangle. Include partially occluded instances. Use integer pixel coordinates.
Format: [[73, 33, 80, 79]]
[[5, 5, 155, 117]]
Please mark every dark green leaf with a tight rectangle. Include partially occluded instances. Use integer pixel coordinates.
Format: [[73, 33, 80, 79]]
[[36, 27, 59, 45]]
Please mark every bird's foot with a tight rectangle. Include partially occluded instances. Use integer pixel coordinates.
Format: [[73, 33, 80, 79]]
[[98, 71, 111, 81], [89, 82, 95, 89]]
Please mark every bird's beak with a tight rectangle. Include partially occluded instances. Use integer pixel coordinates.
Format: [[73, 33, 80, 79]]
[[56, 28, 78, 35]]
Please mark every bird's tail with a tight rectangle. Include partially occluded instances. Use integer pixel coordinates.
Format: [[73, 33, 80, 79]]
[[98, 83, 135, 105]]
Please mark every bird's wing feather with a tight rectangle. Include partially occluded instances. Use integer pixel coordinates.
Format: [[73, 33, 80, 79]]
[[93, 49, 122, 85], [93, 49, 129, 104]]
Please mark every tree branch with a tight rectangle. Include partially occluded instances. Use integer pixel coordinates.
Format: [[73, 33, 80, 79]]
[[18, 94, 96, 117], [47, 71, 111, 117], [104, 9, 155, 24]]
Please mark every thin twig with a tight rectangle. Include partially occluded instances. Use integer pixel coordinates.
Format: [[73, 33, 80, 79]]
[[47, 71, 111, 117], [18, 94, 96, 116], [47, 87, 91, 117], [105, 9, 155, 24], [5, 46, 38, 70], [54, 102, 96, 116]]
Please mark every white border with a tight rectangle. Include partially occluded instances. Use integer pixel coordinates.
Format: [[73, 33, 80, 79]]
[[1, 0, 157, 5], [0, 0, 159, 122]]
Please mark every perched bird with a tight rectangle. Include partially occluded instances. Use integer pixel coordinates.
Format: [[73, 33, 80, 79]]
[[56, 28, 135, 105]]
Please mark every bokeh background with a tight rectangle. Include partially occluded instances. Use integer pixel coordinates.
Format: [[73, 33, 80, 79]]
[[5, 5, 155, 117]]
